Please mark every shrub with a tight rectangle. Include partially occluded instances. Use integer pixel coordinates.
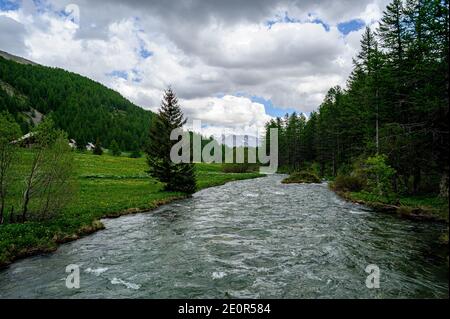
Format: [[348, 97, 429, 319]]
[[221, 163, 258, 173], [109, 140, 121, 156], [93, 138, 103, 155], [129, 150, 142, 158], [332, 175, 365, 192], [282, 171, 321, 184], [363, 154, 396, 198]]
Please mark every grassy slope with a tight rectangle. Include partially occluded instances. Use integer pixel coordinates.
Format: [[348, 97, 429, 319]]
[[0, 151, 262, 267]]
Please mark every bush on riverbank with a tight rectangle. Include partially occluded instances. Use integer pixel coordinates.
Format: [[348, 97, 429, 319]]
[[340, 190, 449, 223], [331, 175, 365, 192], [221, 163, 258, 173], [282, 171, 321, 184]]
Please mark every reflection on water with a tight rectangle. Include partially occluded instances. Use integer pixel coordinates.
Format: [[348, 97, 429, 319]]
[[0, 175, 448, 298]]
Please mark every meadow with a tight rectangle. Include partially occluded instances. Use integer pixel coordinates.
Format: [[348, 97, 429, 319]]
[[0, 151, 262, 267]]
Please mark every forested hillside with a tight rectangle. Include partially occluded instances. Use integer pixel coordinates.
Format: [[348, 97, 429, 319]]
[[0, 55, 153, 151], [267, 0, 449, 197]]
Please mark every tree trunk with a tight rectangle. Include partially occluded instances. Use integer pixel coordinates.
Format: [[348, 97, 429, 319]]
[[9, 206, 14, 224], [22, 188, 30, 222]]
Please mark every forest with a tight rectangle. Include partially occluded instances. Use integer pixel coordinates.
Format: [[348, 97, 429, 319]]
[[266, 0, 449, 199], [0, 56, 153, 151]]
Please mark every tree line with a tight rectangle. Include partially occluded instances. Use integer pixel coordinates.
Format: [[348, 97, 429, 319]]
[[266, 0, 449, 197]]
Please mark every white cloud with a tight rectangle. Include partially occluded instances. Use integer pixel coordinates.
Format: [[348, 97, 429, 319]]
[[0, 0, 391, 135], [182, 95, 271, 128]]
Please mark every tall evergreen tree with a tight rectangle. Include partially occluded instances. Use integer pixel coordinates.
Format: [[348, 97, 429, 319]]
[[146, 88, 196, 194]]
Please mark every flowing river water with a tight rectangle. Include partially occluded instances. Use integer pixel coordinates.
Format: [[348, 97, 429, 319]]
[[0, 175, 448, 298]]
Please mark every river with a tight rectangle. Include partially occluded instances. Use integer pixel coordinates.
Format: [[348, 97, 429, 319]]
[[0, 175, 448, 298]]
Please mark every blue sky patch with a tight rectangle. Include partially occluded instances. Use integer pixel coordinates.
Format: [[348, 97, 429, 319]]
[[32, 0, 52, 14], [308, 13, 330, 32], [266, 12, 330, 32], [337, 19, 365, 35], [107, 70, 128, 80], [0, 0, 20, 11], [266, 12, 301, 29], [249, 95, 300, 118], [140, 47, 153, 59]]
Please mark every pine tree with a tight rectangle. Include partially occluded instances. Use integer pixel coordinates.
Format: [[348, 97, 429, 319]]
[[379, 0, 408, 64], [146, 88, 196, 194]]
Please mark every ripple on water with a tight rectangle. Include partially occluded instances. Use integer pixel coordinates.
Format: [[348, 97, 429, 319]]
[[110, 278, 141, 290]]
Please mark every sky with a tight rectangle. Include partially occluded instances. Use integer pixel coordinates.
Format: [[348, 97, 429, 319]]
[[0, 0, 389, 139]]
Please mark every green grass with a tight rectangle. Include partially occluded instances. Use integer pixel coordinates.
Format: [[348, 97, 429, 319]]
[[0, 151, 263, 267], [281, 171, 321, 184], [347, 191, 449, 222]]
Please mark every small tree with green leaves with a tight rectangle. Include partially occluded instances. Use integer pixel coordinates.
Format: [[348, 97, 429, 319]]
[[37, 133, 77, 220], [109, 139, 121, 156], [0, 113, 21, 224], [363, 154, 396, 198], [146, 88, 196, 194], [21, 118, 76, 221]]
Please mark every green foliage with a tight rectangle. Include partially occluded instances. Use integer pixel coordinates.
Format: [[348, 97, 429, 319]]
[[93, 138, 103, 155], [332, 175, 365, 192], [348, 191, 448, 222], [0, 56, 153, 151], [221, 163, 258, 173], [109, 140, 121, 156], [18, 119, 77, 222], [0, 112, 22, 142], [0, 112, 21, 224], [146, 88, 196, 194], [129, 149, 142, 158], [363, 154, 396, 197], [282, 171, 321, 184]]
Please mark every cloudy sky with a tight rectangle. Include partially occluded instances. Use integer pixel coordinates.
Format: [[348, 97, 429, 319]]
[[0, 0, 389, 138]]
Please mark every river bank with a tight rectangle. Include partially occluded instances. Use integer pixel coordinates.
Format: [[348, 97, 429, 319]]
[[333, 190, 448, 222], [332, 188, 449, 246], [0, 152, 263, 268]]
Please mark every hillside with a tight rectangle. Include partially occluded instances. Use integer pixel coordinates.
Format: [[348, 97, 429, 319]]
[[0, 52, 153, 151], [0, 50, 37, 65]]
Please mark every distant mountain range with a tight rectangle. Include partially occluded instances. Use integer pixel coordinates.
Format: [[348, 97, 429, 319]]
[[0, 50, 153, 151]]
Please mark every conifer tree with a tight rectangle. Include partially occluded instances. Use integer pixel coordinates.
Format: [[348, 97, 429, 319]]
[[146, 88, 196, 194]]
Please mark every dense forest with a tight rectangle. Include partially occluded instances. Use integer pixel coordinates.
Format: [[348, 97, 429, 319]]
[[0, 56, 153, 151], [266, 0, 449, 197]]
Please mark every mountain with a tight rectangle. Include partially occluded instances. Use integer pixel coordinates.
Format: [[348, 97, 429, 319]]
[[0, 50, 37, 66], [0, 51, 153, 151]]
